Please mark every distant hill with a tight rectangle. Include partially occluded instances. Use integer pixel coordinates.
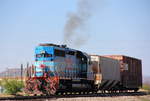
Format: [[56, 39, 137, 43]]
[[0, 68, 26, 78], [143, 76, 150, 85]]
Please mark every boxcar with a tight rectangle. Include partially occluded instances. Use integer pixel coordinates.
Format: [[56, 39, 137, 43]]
[[103, 55, 142, 91]]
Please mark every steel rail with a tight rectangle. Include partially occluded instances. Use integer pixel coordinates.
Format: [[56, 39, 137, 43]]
[[0, 92, 148, 101]]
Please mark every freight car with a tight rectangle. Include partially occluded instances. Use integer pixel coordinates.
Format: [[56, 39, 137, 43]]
[[90, 55, 121, 91], [103, 55, 142, 91], [24, 44, 142, 95]]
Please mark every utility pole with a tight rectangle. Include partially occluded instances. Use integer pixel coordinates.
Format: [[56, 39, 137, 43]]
[[21, 64, 23, 83]]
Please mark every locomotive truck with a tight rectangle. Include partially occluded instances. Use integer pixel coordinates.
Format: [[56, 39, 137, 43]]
[[25, 43, 142, 95]]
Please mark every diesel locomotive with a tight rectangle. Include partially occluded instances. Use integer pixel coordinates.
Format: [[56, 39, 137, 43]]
[[25, 43, 142, 95]]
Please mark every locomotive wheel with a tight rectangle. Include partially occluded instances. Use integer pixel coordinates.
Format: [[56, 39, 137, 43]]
[[46, 85, 56, 95]]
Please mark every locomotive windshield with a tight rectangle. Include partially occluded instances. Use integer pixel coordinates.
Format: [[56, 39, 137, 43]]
[[54, 49, 65, 57], [36, 52, 52, 58]]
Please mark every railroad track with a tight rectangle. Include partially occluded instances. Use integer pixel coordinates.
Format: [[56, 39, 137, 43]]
[[0, 92, 148, 101]]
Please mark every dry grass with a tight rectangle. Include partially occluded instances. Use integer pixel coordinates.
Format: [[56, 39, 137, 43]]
[[0, 94, 15, 97], [143, 84, 150, 94]]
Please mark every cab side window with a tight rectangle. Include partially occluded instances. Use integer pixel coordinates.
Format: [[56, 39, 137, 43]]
[[54, 49, 65, 57]]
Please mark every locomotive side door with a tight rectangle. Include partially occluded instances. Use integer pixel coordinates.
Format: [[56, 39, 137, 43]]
[[76, 51, 87, 78]]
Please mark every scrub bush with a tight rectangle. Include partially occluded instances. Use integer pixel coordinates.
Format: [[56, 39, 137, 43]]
[[0, 79, 24, 95]]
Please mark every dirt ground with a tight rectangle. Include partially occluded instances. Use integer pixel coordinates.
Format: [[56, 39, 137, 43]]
[[55, 95, 150, 101]]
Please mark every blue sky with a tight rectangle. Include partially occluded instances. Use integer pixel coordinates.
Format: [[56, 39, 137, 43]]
[[0, 0, 150, 76]]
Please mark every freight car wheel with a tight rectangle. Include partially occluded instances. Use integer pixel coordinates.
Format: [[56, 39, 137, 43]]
[[134, 88, 139, 92]]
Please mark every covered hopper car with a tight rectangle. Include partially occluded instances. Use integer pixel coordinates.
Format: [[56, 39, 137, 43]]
[[90, 55, 121, 91], [25, 44, 142, 95]]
